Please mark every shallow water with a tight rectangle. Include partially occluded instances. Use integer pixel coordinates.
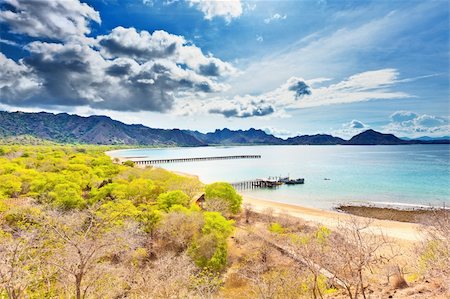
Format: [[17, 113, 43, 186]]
[[112, 145, 450, 210]]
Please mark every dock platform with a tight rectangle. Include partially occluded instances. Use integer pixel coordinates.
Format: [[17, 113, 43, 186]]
[[134, 155, 261, 165]]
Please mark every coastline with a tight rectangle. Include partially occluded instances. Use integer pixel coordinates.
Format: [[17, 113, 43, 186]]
[[243, 195, 424, 242], [105, 149, 425, 242]]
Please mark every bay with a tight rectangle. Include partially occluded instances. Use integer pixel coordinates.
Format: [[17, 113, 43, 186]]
[[111, 144, 450, 210]]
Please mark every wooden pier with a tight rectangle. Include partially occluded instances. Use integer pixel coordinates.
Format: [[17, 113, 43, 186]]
[[134, 155, 261, 165], [231, 179, 281, 190]]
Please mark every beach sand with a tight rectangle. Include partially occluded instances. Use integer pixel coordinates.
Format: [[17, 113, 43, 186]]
[[243, 195, 424, 242]]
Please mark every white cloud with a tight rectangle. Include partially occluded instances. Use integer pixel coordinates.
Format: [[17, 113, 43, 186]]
[[333, 120, 369, 138], [0, 0, 101, 40], [187, 0, 243, 22], [262, 127, 292, 137], [195, 68, 412, 118], [228, 4, 438, 96], [384, 111, 450, 137], [264, 13, 287, 24], [0, 38, 21, 47], [295, 69, 412, 109]]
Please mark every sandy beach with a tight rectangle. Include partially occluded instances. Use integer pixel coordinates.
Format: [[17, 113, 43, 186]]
[[243, 195, 424, 242]]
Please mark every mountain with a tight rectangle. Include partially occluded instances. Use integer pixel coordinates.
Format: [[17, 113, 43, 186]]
[[0, 111, 205, 146], [285, 134, 345, 145], [1, 111, 449, 146], [402, 136, 450, 141], [185, 128, 284, 145], [346, 129, 410, 145]]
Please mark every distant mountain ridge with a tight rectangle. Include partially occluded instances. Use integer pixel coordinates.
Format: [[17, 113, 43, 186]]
[[0, 111, 449, 146]]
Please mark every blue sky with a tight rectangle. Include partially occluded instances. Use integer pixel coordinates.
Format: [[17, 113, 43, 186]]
[[0, 0, 448, 138]]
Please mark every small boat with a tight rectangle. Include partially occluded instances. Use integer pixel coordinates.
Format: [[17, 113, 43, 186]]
[[285, 178, 305, 185], [279, 176, 290, 183]]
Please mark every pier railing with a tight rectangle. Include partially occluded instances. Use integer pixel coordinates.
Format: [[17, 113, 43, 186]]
[[134, 154, 261, 165], [231, 179, 281, 190]]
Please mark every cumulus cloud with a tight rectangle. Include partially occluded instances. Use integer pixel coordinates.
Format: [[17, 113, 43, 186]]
[[262, 127, 292, 137], [0, 53, 40, 101], [97, 26, 236, 77], [0, 20, 235, 112], [264, 13, 287, 24], [348, 120, 366, 129], [0, 0, 239, 113], [187, 0, 243, 22], [208, 95, 275, 118], [332, 120, 369, 138], [384, 111, 449, 137], [0, 0, 101, 40]]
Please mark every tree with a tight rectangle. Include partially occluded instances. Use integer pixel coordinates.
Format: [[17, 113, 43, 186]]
[[0, 230, 48, 299], [204, 182, 242, 215], [189, 212, 234, 271], [324, 218, 390, 299], [41, 210, 143, 299], [157, 190, 190, 211], [158, 210, 204, 252]]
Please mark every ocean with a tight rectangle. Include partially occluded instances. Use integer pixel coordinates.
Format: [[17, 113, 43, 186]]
[[111, 144, 450, 210]]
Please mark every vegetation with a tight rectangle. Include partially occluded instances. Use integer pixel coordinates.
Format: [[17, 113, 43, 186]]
[[0, 145, 448, 298], [204, 182, 243, 216]]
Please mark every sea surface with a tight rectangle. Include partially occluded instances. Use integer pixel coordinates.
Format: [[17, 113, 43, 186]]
[[111, 145, 450, 210]]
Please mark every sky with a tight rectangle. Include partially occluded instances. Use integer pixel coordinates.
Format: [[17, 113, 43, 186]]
[[0, 0, 449, 138]]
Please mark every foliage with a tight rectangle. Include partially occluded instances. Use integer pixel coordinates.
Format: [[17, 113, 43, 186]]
[[122, 160, 135, 167], [189, 212, 234, 271], [204, 182, 242, 215], [269, 222, 284, 234], [157, 190, 190, 211]]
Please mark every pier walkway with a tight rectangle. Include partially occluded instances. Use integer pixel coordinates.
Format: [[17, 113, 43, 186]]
[[134, 154, 261, 165], [231, 179, 281, 190]]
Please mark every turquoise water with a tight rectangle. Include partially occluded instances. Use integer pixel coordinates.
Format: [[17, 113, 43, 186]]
[[112, 145, 450, 210]]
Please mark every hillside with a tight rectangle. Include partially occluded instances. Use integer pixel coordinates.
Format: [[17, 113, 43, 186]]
[[1, 111, 448, 146], [286, 134, 345, 145], [0, 111, 205, 146], [346, 129, 410, 145], [185, 128, 284, 145]]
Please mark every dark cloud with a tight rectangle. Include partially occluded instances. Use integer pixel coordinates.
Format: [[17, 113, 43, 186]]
[[288, 80, 311, 98], [0, 22, 234, 112], [0, 0, 237, 113], [208, 101, 275, 118], [199, 62, 221, 76]]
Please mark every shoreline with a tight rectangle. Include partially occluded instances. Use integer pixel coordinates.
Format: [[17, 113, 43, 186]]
[[105, 150, 427, 242], [243, 195, 424, 242]]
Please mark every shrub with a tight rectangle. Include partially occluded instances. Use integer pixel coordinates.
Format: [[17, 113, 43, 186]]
[[269, 223, 284, 234], [204, 182, 242, 215], [122, 160, 135, 167], [157, 190, 190, 211]]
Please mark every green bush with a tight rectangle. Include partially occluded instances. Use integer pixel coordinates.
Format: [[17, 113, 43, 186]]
[[204, 182, 242, 215], [189, 212, 234, 271], [157, 190, 190, 211]]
